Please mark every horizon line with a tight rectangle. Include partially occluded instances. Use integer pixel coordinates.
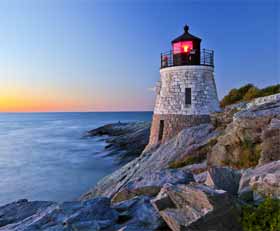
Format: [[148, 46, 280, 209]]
[[0, 110, 154, 114]]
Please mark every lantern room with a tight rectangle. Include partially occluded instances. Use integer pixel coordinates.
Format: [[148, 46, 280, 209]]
[[172, 25, 201, 66], [161, 25, 214, 68]]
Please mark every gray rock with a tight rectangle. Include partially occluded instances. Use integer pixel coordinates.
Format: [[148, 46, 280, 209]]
[[259, 118, 280, 165], [205, 167, 242, 195], [86, 122, 151, 164], [180, 161, 207, 174], [81, 124, 219, 201], [194, 171, 207, 183], [0, 197, 118, 231], [111, 169, 194, 203], [152, 183, 241, 231], [238, 160, 280, 201], [208, 100, 280, 169], [0, 199, 54, 228], [113, 196, 167, 231]]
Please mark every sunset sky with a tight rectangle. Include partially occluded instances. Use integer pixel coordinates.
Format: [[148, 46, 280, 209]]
[[0, 0, 279, 112]]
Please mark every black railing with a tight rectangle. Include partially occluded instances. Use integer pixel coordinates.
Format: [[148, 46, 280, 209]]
[[160, 48, 214, 68]]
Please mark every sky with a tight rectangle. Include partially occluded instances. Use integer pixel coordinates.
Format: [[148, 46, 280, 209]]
[[0, 0, 279, 112]]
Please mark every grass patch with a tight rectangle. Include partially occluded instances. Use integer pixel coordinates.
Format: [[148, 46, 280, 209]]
[[232, 137, 261, 169], [168, 155, 205, 169], [168, 138, 217, 169], [222, 136, 261, 169], [242, 197, 280, 231]]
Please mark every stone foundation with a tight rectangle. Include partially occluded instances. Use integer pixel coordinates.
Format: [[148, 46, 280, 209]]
[[148, 114, 210, 146]]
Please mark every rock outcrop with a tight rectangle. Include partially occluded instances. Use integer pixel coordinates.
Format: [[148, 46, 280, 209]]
[[86, 122, 151, 164], [208, 100, 280, 169], [151, 183, 242, 231], [0, 197, 118, 231], [0, 196, 165, 231], [238, 160, 280, 201], [0, 199, 54, 228], [111, 169, 194, 203], [205, 167, 242, 195], [259, 118, 280, 165], [81, 124, 219, 200], [112, 196, 167, 231]]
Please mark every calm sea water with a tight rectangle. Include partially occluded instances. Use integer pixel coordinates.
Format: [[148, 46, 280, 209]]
[[0, 112, 152, 206]]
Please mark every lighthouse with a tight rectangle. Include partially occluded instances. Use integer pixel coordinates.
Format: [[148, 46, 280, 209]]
[[148, 25, 220, 146]]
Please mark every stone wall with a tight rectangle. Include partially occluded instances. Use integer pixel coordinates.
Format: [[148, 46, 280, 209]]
[[148, 114, 210, 146], [148, 65, 220, 146], [154, 65, 220, 115]]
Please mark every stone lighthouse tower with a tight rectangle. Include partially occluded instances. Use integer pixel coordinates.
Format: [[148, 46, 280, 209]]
[[148, 25, 220, 146]]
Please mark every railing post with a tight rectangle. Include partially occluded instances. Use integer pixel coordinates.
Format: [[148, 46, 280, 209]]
[[212, 50, 214, 66], [203, 49, 206, 65]]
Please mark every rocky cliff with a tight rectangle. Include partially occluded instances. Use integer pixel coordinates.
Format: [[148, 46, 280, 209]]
[[0, 94, 279, 231]]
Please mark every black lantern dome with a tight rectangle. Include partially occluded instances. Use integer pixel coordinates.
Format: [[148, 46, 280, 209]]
[[172, 25, 201, 43]]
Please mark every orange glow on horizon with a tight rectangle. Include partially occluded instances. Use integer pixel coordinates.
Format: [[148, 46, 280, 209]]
[[0, 92, 153, 112], [0, 88, 88, 112], [0, 96, 82, 112]]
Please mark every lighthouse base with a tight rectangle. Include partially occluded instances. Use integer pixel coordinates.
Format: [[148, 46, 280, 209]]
[[148, 114, 210, 146]]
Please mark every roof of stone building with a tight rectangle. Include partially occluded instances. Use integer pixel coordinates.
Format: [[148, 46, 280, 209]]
[[172, 25, 202, 43]]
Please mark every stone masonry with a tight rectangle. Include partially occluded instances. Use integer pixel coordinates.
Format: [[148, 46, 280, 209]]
[[148, 65, 220, 146]]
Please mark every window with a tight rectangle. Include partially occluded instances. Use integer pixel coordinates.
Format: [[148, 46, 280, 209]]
[[185, 88, 192, 105], [158, 120, 164, 141]]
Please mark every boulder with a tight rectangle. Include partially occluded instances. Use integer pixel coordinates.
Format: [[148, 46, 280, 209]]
[[208, 100, 280, 169], [151, 183, 241, 231], [205, 167, 242, 195], [111, 169, 194, 203], [259, 118, 280, 165], [113, 196, 167, 231], [81, 124, 220, 200], [238, 160, 280, 202]]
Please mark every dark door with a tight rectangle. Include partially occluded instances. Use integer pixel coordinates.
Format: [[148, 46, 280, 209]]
[[158, 120, 164, 141]]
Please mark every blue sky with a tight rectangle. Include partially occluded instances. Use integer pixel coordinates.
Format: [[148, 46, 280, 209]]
[[0, 0, 279, 112]]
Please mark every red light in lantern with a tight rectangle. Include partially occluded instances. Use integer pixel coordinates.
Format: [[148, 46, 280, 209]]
[[173, 41, 193, 54]]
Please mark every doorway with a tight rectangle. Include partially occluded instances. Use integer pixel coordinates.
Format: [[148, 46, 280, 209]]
[[158, 120, 164, 142]]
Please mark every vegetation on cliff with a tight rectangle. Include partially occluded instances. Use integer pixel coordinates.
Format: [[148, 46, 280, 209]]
[[220, 84, 280, 107], [222, 137, 262, 169], [242, 197, 280, 231], [168, 138, 217, 169]]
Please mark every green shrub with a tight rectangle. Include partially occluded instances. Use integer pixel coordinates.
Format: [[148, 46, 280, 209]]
[[168, 155, 205, 169], [242, 197, 280, 231], [220, 84, 280, 107], [261, 84, 280, 97], [243, 86, 261, 101], [238, 84, 255, 96]]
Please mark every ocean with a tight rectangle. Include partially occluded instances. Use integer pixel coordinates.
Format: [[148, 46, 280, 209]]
[[0, 112, 152, 206]]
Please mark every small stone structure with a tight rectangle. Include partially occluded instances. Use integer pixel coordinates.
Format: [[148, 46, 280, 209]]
[[148, 25, 220, 146]]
